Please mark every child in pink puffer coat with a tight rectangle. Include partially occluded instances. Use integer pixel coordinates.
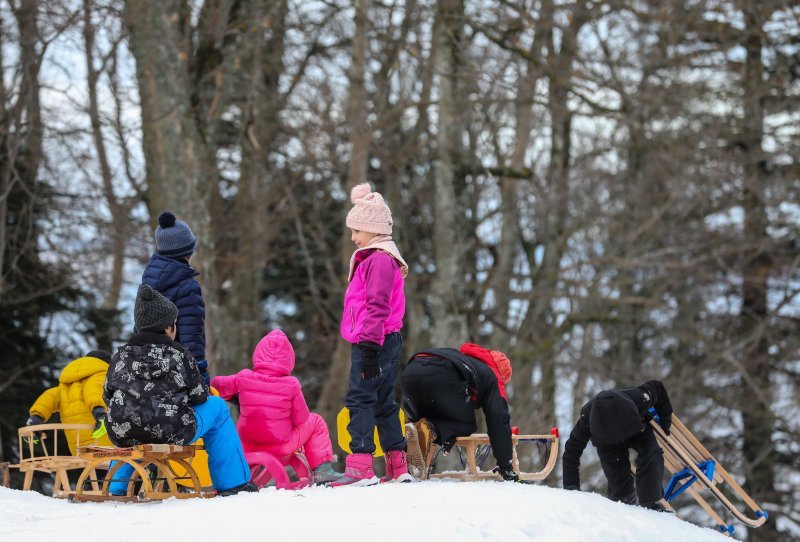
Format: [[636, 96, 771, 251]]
[[211, 329, 342, 485], [330, 182, 412, 486]]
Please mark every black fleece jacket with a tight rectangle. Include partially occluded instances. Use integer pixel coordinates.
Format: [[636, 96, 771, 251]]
[[414, 348, 514, 468]]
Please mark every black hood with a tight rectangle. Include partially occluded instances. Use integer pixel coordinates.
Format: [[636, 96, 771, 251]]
[[589, 390, 644, 446]]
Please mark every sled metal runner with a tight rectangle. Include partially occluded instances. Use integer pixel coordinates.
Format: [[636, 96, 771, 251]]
[[70, 444, 215, 502], [429, 429, 559, 482], [651, 416, 767, 532]]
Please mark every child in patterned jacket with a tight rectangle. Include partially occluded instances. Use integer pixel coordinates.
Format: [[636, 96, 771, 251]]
[[104, 284, 255, 496]]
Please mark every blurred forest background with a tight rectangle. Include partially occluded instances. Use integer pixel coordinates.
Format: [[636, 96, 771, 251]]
[[0, 0, 797, 539]]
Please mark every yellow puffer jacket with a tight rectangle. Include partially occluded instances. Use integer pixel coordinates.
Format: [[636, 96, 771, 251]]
[[29, 356, 112, 454]]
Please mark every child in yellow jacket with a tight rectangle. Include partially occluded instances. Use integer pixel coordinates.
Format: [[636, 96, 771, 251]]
[[27, 350, 113, 454]]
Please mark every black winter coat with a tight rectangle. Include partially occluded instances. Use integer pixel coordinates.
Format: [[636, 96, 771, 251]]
[[411, 348, 513, 467], [562, 380, 672, 489], [104, 332, 209, 446], [141, 254, 206, 362]]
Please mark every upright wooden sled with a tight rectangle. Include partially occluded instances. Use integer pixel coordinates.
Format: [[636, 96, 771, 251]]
[[428, 428, 559, 482], [70, 444, 215, 502], [14, 424, 103, 497], [651, 415, 767, 536]]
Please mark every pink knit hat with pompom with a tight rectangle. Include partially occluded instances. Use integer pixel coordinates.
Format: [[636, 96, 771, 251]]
[[345, 182, 393, 235]]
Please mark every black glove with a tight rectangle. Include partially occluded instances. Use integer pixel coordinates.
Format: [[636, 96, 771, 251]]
[[493, 465, 519, 482], [441, 438, 456, 455], [564, 484, 581, 491], [641, 380, 673, 436], [197, 359, 211, 387], [357, 342, 382, 381], [26, 414, 44, 426], [659, 412, 672, 436], [92, 406, 106, 431]]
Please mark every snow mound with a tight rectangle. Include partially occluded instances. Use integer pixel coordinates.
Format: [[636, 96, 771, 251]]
[[1, 481, 731, 541]]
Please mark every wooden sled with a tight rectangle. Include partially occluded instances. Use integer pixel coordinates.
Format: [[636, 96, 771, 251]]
[[651, 415, 767, 535], [14, 424, 103, 497], [430, 428, 559, 482], [70, 444, 215, 502], [0, 462, 9, 488]]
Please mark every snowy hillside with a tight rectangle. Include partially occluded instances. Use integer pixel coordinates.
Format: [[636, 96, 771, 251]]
[[1, 482, 732, 542]]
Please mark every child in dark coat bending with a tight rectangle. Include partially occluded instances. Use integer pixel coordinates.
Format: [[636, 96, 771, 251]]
[[562, 380, 673, 511]]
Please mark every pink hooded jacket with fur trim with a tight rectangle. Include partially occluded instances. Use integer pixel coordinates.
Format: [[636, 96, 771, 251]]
[[211, 330, 310, 450]]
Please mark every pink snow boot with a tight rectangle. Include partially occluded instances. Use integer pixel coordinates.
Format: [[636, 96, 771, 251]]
[[382, 449, 416, 483], [328, 453, 379, 487]]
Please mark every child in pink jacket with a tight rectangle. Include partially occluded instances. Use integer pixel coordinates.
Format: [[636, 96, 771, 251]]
[[330, 182, 412, 486], [211, 329, 342, 485]]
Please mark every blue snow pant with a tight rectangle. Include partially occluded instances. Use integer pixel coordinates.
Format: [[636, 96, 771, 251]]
[[109, 396, 250, 494], [345, 332, 406, 454]]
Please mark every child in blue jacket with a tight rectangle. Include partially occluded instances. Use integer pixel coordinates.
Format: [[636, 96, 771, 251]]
[[141, 211, 209, 384]]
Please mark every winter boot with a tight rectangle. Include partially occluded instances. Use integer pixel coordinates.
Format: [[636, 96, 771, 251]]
[[312, 461, 344, 485], [382, 449, 416, 483], [217, 481, 259, 497], [642, 500, 675, 514], [264, 465, 298, 488], [328, 453, 379, 487], [405, 419, 435, 479]]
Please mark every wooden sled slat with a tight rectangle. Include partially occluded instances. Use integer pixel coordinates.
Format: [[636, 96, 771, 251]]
[[430, 431, 559, 482], [651, 416, 766, 529]]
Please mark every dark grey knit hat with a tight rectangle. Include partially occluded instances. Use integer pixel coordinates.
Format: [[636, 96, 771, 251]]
[[134, 284, 179, 332], [155, 211, 196, 259]]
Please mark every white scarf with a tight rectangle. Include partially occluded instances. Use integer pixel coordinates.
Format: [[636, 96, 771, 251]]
[[347, 234, 409, 282]]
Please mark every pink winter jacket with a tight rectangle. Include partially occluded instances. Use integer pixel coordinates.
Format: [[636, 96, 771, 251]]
[[211, 330, 310, 449], [340, 249, 405, 346]]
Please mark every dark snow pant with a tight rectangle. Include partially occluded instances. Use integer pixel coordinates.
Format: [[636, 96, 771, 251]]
[[596, 426, 664, 506], [400, 357, 476, 448], [345, 332, 405, 454]]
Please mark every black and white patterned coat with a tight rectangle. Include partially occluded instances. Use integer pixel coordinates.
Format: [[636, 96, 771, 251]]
[[104, 331, 209, 446]]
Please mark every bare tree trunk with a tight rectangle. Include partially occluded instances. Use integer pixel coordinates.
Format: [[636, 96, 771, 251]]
[[489, 22, 543, 351], [209, 0, 288, 376], [738, 6, 778, 540], [83, 0, 127, 350], [428, 0, 468, 346], [515, 1, 588, 429], [316, 0, 371, 427], [0, 19, 8, 296], [1, 0, 43, 298], [125, 0, 218, 366]]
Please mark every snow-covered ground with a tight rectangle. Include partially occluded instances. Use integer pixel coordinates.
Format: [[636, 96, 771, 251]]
[[1, 481, 732, 542]]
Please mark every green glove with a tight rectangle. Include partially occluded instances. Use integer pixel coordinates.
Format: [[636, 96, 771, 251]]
[[92, 419, 107, 439]]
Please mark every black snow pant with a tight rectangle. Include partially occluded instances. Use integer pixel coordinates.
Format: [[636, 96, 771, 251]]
[[400, 357, 476, 448], [596, 426, 664, 506]]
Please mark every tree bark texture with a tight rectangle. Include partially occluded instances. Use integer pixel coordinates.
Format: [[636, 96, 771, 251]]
[[428, 0, 468, 346], [316, 0, 371, 429], [738, 6, 778, 540]]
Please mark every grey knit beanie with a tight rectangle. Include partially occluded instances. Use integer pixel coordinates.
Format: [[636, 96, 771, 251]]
[[155, 211, 196, 259], [134, 284, 179, 332]]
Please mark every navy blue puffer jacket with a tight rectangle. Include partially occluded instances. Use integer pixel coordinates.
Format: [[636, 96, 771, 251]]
[[141, 254, 206, 362]]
